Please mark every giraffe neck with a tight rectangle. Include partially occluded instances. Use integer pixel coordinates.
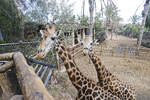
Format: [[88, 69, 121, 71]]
[[88, 51, 116, 84], [55, 40, 88, 91]]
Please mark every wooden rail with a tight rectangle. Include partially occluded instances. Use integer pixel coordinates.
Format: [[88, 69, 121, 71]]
[[66, 43, 150, 60], [94, 45, 150, 60], [0, 61, 14, 73]]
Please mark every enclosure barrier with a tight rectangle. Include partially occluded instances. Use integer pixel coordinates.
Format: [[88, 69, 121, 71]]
[[0, 41, 39, 47], [0, 52, 54, 100], [66, 42, 150, 61], [94, 44, 150, 60]]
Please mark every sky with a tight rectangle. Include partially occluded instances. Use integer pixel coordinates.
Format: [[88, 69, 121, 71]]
[[72, 0, 145, 24]]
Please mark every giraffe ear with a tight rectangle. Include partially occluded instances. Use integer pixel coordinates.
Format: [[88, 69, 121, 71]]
[[56, 30, 62, 37], [40, 30, 44, 38], [46, 24, 50, 29]]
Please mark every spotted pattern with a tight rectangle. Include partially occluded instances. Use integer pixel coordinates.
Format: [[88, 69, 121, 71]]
[[88, 52, 136, 100], [55, 41, 120, 100], [36, 23, 122, 99]]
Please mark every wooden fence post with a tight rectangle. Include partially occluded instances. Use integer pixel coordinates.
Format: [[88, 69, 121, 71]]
[[136, 49, 140, 56], [100, 45, 103, 56], [112, 48, 114, 56], [124, 48, 127, 57]]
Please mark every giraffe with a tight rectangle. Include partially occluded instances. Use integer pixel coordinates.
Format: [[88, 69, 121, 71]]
[[82, 41, 136, 100], [34, 23, 120, 100]]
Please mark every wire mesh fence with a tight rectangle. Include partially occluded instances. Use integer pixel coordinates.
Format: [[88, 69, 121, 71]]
[[0, 41, 59, 87]]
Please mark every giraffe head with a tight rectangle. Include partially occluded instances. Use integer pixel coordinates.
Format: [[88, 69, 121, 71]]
[[34, 23, 58, 59], [82, 40, 94, 56]]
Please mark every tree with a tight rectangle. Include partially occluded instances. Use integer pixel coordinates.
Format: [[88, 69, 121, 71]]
[[22, 0, 59, 23], [130, 15, 141, 37], [94, 12, 104, 32], [138, 0, 150, 49], [82, 0, 85, 18], [88, 0, 95, 41], [56, 0, 75, 25], [94, 12, 106, 43], [0, 0, 24, 42], [121, 24, 140, 38], [145, 9, 150, 29], [78, 16, 89, 26], [20, 0, 75, 25], [105, 4, 121, 39]]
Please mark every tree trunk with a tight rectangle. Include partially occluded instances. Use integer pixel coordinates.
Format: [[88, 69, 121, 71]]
[[138, 0, 150, 49], [82, 0, 85, 17], [0, 30, 3, 41], [131, 24, 135, 38], [88, 0, 95, 42]]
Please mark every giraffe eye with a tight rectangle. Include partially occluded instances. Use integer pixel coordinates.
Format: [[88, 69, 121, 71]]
[[38, 49, 42, 53], [43, 35, 47, 39], [41, 27, 46, 30], [51, 37, 55, 40], [45, 28, 48, 31]]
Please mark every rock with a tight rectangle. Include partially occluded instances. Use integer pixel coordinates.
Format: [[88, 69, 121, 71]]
[[142, 31, 150, 48]]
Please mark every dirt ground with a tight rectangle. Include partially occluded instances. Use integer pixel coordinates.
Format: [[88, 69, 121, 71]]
[[47, 35, 150, 100]]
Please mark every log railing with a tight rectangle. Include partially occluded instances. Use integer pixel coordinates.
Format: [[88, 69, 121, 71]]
[[0, 52, 54, 100]]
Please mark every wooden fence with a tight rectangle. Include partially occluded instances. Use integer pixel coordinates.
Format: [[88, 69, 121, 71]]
[[67, 43, 150, 61], [94, 45, 150, 60]]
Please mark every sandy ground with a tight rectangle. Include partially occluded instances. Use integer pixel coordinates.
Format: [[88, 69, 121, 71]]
[[47, 35, 150, 100]]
